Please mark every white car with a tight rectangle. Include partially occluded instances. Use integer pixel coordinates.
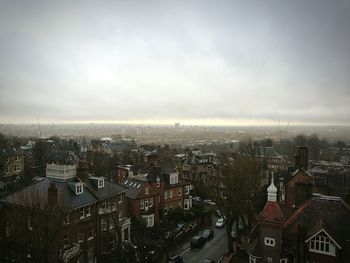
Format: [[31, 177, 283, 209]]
[[204, 199, 216, 206], [215, 217, 225, 228]]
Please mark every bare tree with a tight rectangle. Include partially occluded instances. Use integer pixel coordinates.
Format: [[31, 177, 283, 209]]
[[210, 156, 262, 253]]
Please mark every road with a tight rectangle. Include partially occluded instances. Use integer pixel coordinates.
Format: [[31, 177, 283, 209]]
[[169, 223, 227, 263]]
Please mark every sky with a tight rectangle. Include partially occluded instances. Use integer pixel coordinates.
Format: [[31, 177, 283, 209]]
[[0, 0, 350, 126]]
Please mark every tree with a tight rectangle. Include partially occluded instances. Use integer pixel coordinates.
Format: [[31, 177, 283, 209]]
[[210, 156, 262, 253]]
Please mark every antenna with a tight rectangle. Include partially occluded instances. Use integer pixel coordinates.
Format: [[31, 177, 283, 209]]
[[37, 117, 41, 138]]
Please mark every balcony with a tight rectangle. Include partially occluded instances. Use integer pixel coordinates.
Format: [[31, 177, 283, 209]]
[[60, 243, 80, 262]]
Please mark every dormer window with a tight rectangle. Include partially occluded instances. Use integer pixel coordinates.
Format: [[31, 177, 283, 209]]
[[169, 173, 178, 185], [98, 178, 104, 188], [76, 183, 83, 195]]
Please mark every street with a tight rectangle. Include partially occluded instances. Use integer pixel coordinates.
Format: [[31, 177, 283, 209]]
[[169, 222, 227, 263]]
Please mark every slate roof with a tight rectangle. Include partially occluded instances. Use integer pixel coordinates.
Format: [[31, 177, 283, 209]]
[[121, 178, 150, 199], [86, 179, 128, 200], [1, 178, 96, 211], [0, 147, 25, 157], [284, 195, 350, 257]]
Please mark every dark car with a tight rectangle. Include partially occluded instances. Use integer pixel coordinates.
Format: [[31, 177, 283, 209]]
[[168, 254, 183, 263], [201, 229, 214, 241], [191, 235, 205, 249]]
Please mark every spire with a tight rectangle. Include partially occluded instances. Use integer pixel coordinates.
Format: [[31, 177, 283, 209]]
[[267, 173, 277, 202]]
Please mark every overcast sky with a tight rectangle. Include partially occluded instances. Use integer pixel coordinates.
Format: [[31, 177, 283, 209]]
[[0, 0, 349, 125]]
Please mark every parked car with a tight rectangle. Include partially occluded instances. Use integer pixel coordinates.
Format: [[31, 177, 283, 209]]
[[175, 221, 186, 233], [203, 259, 215, 263], [191, 235, 205, 249], [215, 217, 225, 228], [193, 196, 202, 202], [203, 199, 216, 206], [168, 254, 183, 263], [201, 229, 214, 241]]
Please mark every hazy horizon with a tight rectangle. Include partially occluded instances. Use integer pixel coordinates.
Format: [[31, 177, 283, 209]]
[[1, 0, 350, 125]]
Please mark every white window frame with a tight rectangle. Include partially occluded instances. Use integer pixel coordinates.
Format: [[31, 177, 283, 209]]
[[101, 218, 107, 231], [110, 218, 115, 229], [309, 235, 335, 256], [185, 185, 190, 194], [87, 228, 95, 241], [78, 229, 84, 243], [164, 191, 168, 200], [98, 178, 104, 188], [169, 190, 173, 198], [140, 199, 144, 209], [149, 198, 153, 207], [119, 210, 123, 221], [76, 184, 83, 195], [264, 237, 275, 247], [145, 187, 149, 195]]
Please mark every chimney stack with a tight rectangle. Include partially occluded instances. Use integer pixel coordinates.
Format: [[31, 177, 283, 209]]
[[48, 183, 58, 208], [77, 160, 89, 182], [297, 146, 308, 170]]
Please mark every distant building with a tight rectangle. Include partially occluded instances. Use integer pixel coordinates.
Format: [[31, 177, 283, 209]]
[[0, 147, 25, 183]]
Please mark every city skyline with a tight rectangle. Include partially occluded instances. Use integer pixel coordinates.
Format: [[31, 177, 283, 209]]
[[1, 0, 350, 126]]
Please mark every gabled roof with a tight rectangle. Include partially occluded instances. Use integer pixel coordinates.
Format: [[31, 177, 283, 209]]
[[284, 195, 350, 254], [305, 219, 342, 249]]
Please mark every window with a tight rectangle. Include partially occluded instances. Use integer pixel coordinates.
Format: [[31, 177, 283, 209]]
[[119, 194, 123, 203], [88, 228, 95, 241], [145, 200, 149, 210], [76, 184, 83, 195], [264, 237, 275, 247], [149, 198, 153, 207], [16, 155, 21, 161], [110, 218, 115, 229], [267, 257, 272, 263], [63, 214, 70, 225], [145, 187, 149, 195], [185, 185, 190, 194], [98, 178, 104, 188], [141, 199, 144, 209], [78, 229, 84, 243], [27, 217, 33, 231], [80, 205, 91, 219], [14, 164, 21, 172], [101, 218, 107, 231], [280, 259, 288, 263], [156, 177, 160, 187], [85, 205, 91, 216], [142, 214, 154, 227], [309, 235, 335, 255], [5, 167, 9, 174], [119, 210, 123, 221], [169, 173, 178, 184], [169, 190, 173, 198], [164, 191, 168, 200], [102, 200, 107, 209], [178, 189, 182, 196], [178, 201, 181, 208]]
